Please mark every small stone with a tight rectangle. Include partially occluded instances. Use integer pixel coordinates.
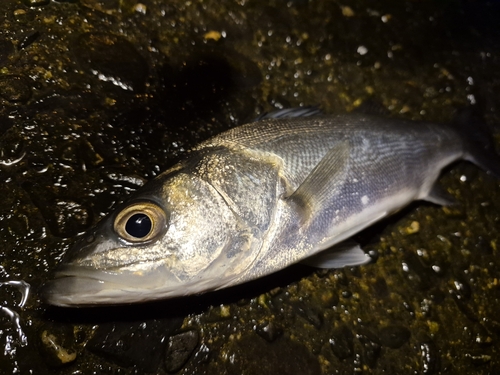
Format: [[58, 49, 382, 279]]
[[88, 317, 183, 373], [38, 325, 77, 368], [0, 75, 32, 102], [293, 301, 323, 329], [23, 0, 50, 6], [0, 40, 15, 67], [45, 199, 93, 238], [402, 220, 420, 235], [356, 328, 381, 368], [418, 341, 440, 374], [41, 331, 76, 364], [218, 334, 321, 374], [0, 114, 14, 137], [204, 31, 222, 41], [465, 352, 491, 366], [379, 325, 411, 349], [73, 32, 148, 93], [255, 321, 283, 343], [165, 330, 199, 373], [340, 6, 355, 17], [17, 30, 40, 50], [329, 325, 354, 360]]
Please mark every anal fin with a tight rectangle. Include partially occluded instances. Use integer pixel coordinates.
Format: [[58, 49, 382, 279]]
[[301, 240, 371, 269], [423, 185, 456, 206]]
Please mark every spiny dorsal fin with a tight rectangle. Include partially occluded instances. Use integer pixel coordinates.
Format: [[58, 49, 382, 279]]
[[254, 106, 322, 122]]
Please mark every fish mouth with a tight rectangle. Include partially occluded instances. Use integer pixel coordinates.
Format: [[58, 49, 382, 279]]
[[41, 264, 182, 307]]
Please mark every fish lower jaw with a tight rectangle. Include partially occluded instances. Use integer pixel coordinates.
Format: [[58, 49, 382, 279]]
[[41, 276, 162, 307], [41, 264, 184, 306]]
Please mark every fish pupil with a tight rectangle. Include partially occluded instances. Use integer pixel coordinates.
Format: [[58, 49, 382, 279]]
[[125, 213, 152, 238]]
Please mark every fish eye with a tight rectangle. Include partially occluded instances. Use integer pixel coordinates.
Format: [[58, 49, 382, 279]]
[[125, 213, 151, 238], [114, 202, 167, 243]]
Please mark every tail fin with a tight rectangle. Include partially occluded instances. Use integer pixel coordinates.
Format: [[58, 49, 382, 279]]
[[452, 107, 500, 178]]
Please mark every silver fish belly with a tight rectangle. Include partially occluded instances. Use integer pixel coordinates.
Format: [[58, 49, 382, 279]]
[[42, 111, 497, 306]]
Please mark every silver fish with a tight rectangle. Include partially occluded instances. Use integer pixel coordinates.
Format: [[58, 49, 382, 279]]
[[42, 108, 499, 306]]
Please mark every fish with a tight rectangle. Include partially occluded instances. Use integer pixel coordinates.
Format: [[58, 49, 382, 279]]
[[41, 107, 500, 306]]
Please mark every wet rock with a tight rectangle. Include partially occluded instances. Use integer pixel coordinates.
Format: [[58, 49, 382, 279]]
[[0, 75, 32, 103], [158, 47, 260, 120], [218, 48, 262, 89], [356, 328, 381, 368], [379, 325, 411, 349], [22, 0, 50, 6], [401, 252, 435, 291], [473, 324, 493, 347], [102, 168, 147, 189], [17, 30, 40, 50], [33, 91, 103, 119], [165, 330, 199, 373], [52, 200, 94, 238], [451, 293, 478, 322], [0, 40, 15, 67], [292, 301, 323, 329], [255, 321, 283, 343], [329, 324, 354, 360], [37, 324, 77, 368], [73, 32, 148, 93], [371, 277, 389, 299], [87, 317, 183, 373], [21, 180, 94, 238], [81, 0, 120, 11], [43, 199, 93, 238], [218, 334, 321, 375], [465, 351, 492, 366], [418, 341, 440, 374], [450, 273, 472, 301], [0, 114, 14, 137]]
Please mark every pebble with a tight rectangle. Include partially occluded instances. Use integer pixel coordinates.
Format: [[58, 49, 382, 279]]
[[217, 334, 321, 374], [329, 324, 354, 360], [0, 39, 15, 67], [418, 341, 440, 374], [356, 328, 381, 368], [37, 324, 77, 368], [73, 32, 148, 92], [0, 75, 32, 103], [255, 321, 283, 343], [23, 0, 50, 6], [165, 330, 199, 373], [87, 317, 183, 373], [379, 325, 411, 349]]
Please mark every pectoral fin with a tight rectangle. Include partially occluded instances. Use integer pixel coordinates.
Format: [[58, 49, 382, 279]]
[[287, 141, 350, 221], [301, 240, 371, 269]]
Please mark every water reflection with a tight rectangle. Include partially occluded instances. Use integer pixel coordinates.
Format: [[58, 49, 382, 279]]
[[0, 280, 30, 356]]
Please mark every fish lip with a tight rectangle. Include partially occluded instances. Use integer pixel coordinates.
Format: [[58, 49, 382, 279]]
[[51, 264, 128, 284]]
